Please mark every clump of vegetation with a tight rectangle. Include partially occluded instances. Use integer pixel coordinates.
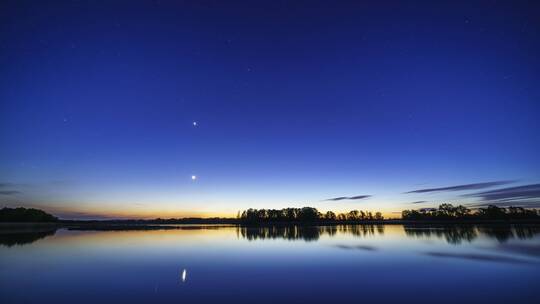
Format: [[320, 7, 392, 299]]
[[238, 207, 383, 223], [0, 207, 58, 222], [401, 204, 538, 220], [238, 204, 539, 223]]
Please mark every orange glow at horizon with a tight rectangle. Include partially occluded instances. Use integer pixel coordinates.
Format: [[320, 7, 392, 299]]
[[41, 205, 402, 220]]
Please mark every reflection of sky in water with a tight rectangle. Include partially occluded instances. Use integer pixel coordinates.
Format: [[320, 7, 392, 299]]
[[1, 225, 539, 304]]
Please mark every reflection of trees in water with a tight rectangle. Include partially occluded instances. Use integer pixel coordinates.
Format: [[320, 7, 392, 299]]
[[404, 225, 478, 244], [338, 225, 378, 237], [238, 224, 540, 243], [404, 225, 540, 244], [238, 226, 321, 241], [237, 225, 385, 241], [0, 228, 57, 247], [3, 224, 537, 246], [513, 225, 540, 239], [477, 225, 540, 243]]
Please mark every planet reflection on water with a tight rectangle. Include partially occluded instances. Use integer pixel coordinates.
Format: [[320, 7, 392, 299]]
[[181, 268, 187, 283]]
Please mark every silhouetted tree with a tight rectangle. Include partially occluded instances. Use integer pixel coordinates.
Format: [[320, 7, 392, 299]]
[[359, 211, 366, 220], [348, 210, 360, 220], [367, 211, 373, 220], [401, 204, 538, 221], [239, 207, 387, 223], [0, 207, 58, 222], [324, 211, 336, 221], [476, 205, 507, 220]]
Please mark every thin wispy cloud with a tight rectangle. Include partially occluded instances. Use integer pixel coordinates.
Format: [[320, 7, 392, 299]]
[[349, 195, 371, 200], [0, 181, 25, 195], [324, 195, 371, 201], [468, 201, 540, 208], [465, 183, 540, 207], [410, 201, 427, 204], [0, 181, 68, 196], [404, 181, 514, 194], [325, 196, 348, 201], [0, 190, 20, 195], [52, 210, 122, 221], [0, 182, 30, 187]]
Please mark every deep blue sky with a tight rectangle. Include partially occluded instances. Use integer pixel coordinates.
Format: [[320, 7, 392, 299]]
[[1, 1, 539, 219]]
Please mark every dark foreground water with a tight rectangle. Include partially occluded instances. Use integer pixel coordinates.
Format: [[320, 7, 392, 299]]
[[1, 224, 540, 304]]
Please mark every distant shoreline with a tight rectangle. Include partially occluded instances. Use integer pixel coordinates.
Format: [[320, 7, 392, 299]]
[[3, 206, 539, 229], [2, 219, 540, 232]]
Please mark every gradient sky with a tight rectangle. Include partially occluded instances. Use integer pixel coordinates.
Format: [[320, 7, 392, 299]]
[[1, 1, 539, 219]]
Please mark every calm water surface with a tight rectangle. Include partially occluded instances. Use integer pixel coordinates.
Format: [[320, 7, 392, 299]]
[[1, 224, 539, 303]]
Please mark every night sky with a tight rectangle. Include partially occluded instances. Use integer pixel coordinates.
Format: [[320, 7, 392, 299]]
[[1, 1, 539, 219]]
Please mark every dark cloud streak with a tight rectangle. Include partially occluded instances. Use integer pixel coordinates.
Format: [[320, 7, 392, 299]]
[[324, 195, 371, 201], [0, 190, 20, 195], [325, 196, 349, 201], [466, 184, 540, 201], [349, 195, 371, 200], [405, 181, 514, 194], [464, 183, 540, 208]]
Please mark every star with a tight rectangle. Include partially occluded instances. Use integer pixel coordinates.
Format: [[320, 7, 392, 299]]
[[192, 121, 198, 127]]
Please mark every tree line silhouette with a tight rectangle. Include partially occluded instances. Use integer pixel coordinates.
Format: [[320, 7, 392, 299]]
[[0, 207, 58, 222], [2, 204, 538, 224], [401, 204, 539, 220], [239, 204, 539, 223], [238, 207, 384, 223]]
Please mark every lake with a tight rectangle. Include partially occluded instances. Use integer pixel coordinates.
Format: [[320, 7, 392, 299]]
[[1, 224, 539, 303]]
